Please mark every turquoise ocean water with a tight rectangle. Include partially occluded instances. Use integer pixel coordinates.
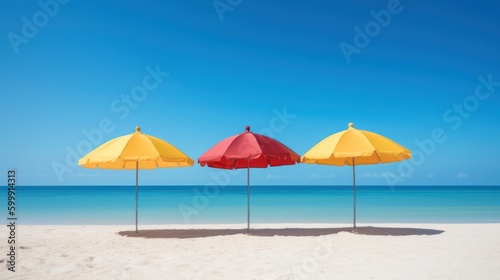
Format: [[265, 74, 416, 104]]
[[2, 185, 500, 225]]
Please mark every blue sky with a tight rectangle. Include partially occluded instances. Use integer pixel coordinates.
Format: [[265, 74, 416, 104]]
[[1, 0, 499, 186]]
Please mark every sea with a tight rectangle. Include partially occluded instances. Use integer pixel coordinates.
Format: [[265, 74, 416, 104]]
[[3, 185, 500, 225]]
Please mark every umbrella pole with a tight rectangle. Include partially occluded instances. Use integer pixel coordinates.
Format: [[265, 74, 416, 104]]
[[352, 157, 356, 229], [247, 160, 250, 233], [135, 162, 139, 233]]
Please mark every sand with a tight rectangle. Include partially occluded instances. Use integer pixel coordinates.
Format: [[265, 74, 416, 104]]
[[1, 223, 499, 279]]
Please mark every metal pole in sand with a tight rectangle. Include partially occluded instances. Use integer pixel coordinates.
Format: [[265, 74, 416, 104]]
[[353, 157, 356, 229], [135, 162, 139, 233], [247, 159, 250, 233]]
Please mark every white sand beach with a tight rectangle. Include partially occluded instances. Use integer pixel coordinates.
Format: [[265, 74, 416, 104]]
[[2, 223, 499, 279]]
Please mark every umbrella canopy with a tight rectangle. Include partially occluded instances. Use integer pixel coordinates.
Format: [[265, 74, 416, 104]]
[[198, 126, 300, 231], [79, 126, 194, 232], [301, 123, 411, 227]]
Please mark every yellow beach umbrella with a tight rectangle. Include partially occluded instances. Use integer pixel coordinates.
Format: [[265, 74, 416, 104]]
[[78, 126, 194, 232], [301, 123, 411, 228]]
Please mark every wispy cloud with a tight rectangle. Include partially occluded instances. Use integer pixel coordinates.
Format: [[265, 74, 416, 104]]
[[360, 172, 395, 179], [308, 173, 335, 179], [265, 173, 335, 180], [69, 172, 108, 178], [457, 172, 468, 179]]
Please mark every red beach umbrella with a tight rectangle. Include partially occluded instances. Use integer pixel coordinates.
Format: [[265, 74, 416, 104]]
[[198, 126, 300, 231]]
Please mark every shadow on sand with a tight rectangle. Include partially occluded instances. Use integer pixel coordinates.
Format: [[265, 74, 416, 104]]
[[118, 226, 445, 239]]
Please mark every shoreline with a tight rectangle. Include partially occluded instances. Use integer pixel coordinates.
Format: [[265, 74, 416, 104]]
[[2, 223, 499, 279], [11, 221, 500, 227]]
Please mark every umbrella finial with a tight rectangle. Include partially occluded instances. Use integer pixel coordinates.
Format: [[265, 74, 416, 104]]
[[245, 125, 250, 132], [348, 123, 354, 129], [136, 126, 141, 133]]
